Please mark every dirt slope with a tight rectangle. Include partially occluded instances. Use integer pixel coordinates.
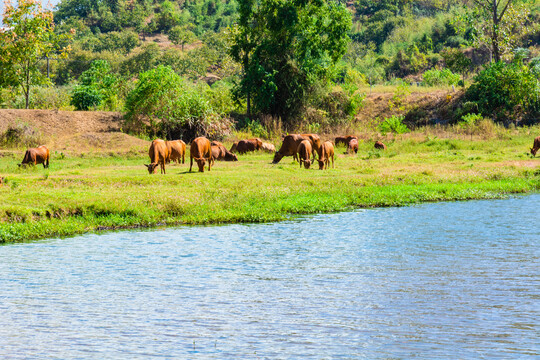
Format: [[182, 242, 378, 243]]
[[0, 109, 149, 153]]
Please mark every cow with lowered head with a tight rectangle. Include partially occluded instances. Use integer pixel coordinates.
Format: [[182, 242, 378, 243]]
[[145, 139, 169, 174], [297, 139, 313, 169], [19, 145, 50, 168], [318, 141, 335, 170], [530, 136, 540, 157], [211, 141, 238, 161], [190, 137, 213, 172]]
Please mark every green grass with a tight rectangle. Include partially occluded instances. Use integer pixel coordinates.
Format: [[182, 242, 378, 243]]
[[1, 132, 539, 242]]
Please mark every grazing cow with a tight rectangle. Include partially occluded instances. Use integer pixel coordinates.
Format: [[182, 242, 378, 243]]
[[273, 134, 306, 164], [166, 140, 186, 164], [297, 140, 312, 169], [300, 133, 321, 159], [261, 142, 276, 153], [374, 141, 387, 150], [235, 138, 263, 154], [19, 145, 50, 168], [335, 135, 358, 147], [530, 136, 540, 157], [317, 141, 335, 170], [211, 141, 238, 161], [190, 137, 213, 172], [229, 141, 238, 153], [145, 139, 169, 174], [347, 138, 358, 154]]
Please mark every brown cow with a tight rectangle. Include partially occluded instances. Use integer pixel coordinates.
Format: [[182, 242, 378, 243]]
[[0, 177, 4, 186], [273, 134, 306, 164], [19, 145, 50, 168], [229, 141, 238, 153], [211, 141, 238, 161], [318, 141, 335, 170], [335, 135, 358, 147], [297, 140, 312, 169], [145, 139, 169, 174], [347, 138, 358, 154], [235, 138, 263, 154], [530, 136, 540, 157], [261, 142, 276, 153], [374, 141, 387, 150], [166, 140, 186, 164], [190, 137, 213, 172], [300, 133, 321, 159]]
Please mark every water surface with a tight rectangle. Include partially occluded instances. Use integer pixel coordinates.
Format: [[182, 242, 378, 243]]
[[1, 195, 539, 358]]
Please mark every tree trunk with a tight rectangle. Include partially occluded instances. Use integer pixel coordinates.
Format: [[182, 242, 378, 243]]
[[492, 0, 501, 62]]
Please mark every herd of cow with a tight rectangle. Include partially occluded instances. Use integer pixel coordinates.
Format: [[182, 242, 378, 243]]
[[9, 134, 540, 175]]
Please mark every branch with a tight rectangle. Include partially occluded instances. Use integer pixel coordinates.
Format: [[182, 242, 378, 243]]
[[472, 0, 490, 12], [498, 0, 513, 20]]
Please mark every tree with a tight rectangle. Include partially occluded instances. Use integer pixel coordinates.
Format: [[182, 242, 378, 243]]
[[230, 0, 351, 123], [168, 25, 198, 51], [0, 0, 72, 109], [459, 0, 530, 62]]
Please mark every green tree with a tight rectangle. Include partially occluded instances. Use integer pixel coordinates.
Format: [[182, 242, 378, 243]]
[[71, 60, 119, 110], [168, 25, 198, 51], [230, 0, 351, 123], [457, 0, 530, 62], [0, 0, 72, 109]]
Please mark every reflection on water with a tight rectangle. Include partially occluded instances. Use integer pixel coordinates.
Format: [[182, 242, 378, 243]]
[[0, 195, 539, 359]]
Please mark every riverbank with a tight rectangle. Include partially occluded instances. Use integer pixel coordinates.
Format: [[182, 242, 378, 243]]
[[1, 129, 539, 242]]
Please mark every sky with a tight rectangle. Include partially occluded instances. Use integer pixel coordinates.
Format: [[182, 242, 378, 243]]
[[1, 0, 62, 20]]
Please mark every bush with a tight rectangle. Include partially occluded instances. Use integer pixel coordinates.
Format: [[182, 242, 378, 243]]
[[422, 68, 460, 86], [71, 60, 119, 111], [0, 121, 42, 148], [379, 115, 409, 134], [465, 61, 539, 123], [124, 65, 231, 140]]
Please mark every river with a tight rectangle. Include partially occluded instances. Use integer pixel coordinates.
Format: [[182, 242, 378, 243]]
[[1, 195, 539, 358]]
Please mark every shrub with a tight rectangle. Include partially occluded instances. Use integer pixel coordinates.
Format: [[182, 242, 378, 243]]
[[71, 60, 119, 111], [124, 65, 231, 140], [0, 121, 42, 148], [379, 115, 409, 134], [422, 68, 460, 86], [465, 61, 539, 123]]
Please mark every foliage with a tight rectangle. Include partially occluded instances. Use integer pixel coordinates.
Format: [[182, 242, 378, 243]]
[[168, 25, 198, 51], [0, 0, 72, 108], [379, 114, 410, 134], [124, 65, 230, 140], [71, 60, 119, 110], [388, 80, 411, 111], [231, 0, 352, 123], [422, 68, 460, 86], [465, 60, 539, 122], [440, 47, 473, 76]]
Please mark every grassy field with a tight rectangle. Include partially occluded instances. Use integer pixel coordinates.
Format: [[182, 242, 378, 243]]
[[1, 129, 539, 242]]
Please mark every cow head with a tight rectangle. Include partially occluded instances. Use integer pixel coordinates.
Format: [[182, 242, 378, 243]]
[[303, 159, 311, 169], [144, 163, 159, 174], [195, 157, 206, 172], [272, 152, 283, 164], [224, 152, 238, 161], [531, 147, 538, 157], [318, 160, 325, 170]]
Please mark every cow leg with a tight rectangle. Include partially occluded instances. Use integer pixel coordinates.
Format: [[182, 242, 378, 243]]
[[189, 156, 193, 172]]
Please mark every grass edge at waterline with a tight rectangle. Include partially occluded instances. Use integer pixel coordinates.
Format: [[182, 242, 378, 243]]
[[1, 179, 537, 243]]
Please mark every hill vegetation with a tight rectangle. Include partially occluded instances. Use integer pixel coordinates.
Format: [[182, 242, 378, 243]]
[[0, 0, 539, 137]]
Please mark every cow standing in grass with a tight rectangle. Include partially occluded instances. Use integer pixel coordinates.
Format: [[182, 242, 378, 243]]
[[273, 134, 305, 164], [19, 145, 50, 168], [335, 135, 357, 147], [166, 140, 186, 164], [347, 138, 358, 154], [297, 140, 312, 169], [318, 141, 335, 170], [530, 136, 540, 157], [145, 139, 169, 174], [190, 137, 213, 172]]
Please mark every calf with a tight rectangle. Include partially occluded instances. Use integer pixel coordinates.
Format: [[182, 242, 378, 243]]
[[300, 133, 321, 159], [347, 138, 358, 154], [297, 140, 312, 169], [145, 139, 169, 174], [530, 136, 540, 157], [19, 145, 50, 168], [318, 141, 335, 170], [374, 141, 387, 150], [190, 137, 213, 172], [166, 140, 186, 164]]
